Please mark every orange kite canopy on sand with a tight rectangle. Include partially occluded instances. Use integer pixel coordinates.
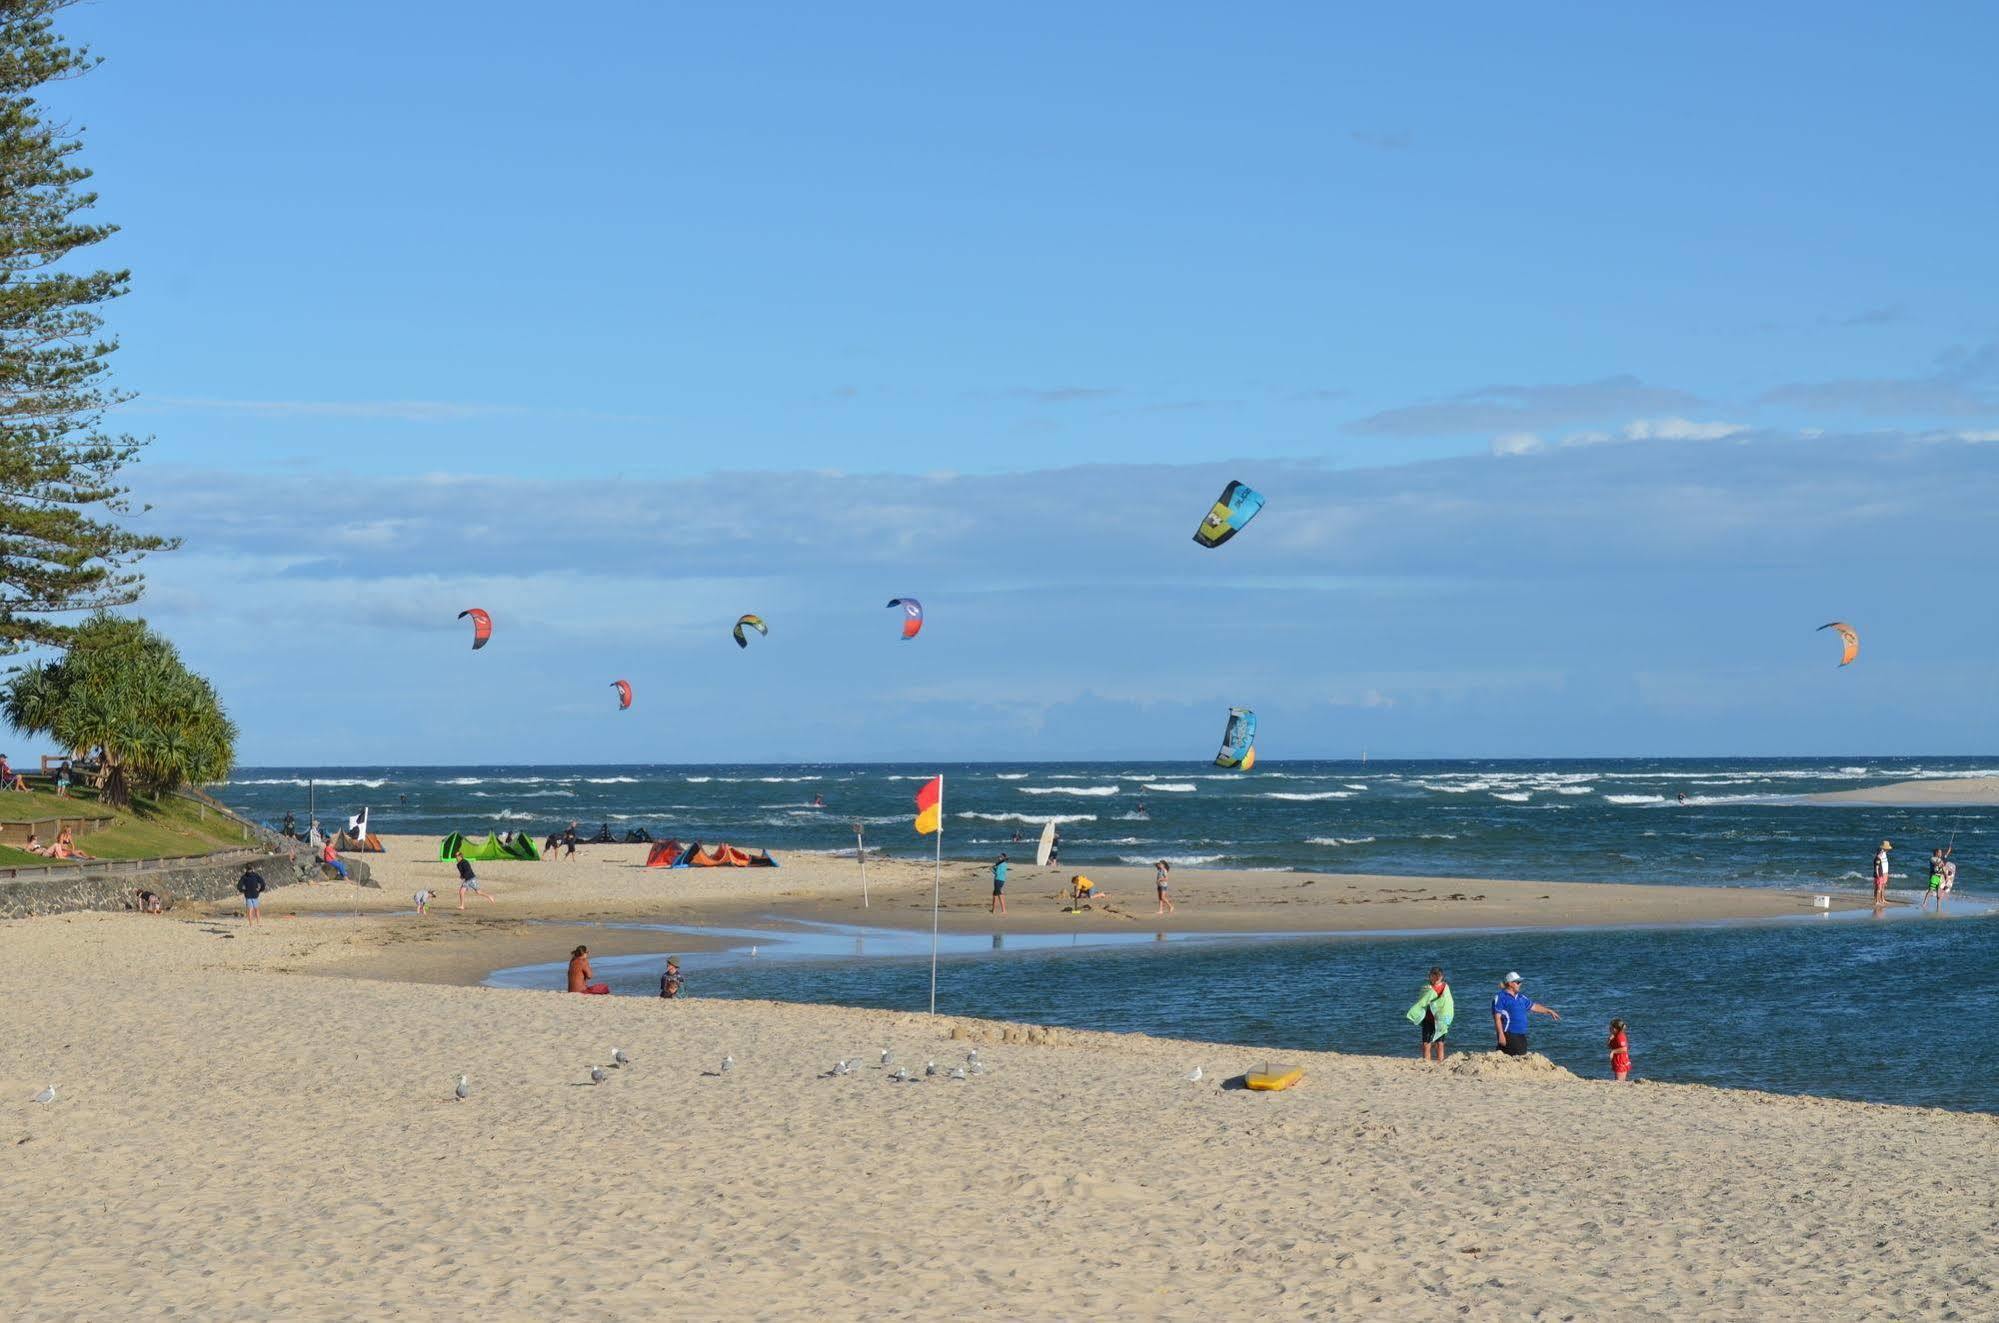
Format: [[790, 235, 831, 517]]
[[913, 776, 942, 835]]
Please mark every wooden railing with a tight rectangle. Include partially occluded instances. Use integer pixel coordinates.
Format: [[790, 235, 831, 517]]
[[0, 845, 266, 883]]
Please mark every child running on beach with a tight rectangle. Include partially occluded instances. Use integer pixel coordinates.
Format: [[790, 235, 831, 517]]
[[456, 855, 494, 909], [1608, 1019, 1631, 1081]]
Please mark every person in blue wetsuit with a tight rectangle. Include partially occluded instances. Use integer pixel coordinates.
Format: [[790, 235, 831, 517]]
[[1491, 972, 1560, 1056]]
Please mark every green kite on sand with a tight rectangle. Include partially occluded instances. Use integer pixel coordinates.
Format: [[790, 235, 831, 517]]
[[437, 831, 541, 862]]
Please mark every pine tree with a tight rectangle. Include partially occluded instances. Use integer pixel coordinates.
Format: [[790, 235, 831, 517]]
[[1, 0, 172, 655]]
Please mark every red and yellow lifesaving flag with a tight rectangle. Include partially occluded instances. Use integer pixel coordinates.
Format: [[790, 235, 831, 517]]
[[913, 775, 942, 835]]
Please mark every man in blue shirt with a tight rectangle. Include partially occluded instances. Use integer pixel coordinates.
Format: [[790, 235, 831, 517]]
[[1491, 972, 1560, 1056], [989, 854, 1009, 915]]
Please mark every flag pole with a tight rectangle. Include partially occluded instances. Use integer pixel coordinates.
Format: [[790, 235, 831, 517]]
[[854, 821, 869, 908], [929, 776, 942, 1015]]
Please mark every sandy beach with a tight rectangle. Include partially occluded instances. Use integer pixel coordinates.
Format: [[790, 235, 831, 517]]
[[2, 844, 1992, 1320], [1804, 775, 1999, 807]]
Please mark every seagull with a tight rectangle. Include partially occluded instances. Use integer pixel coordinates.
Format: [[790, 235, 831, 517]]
[[967, 1048, 980, 1065], [892, 1066, 910, 1082], [950, 1066, 967, 1081], [925, 1060, 938, 1077], [721, 1055, 735, 1074], [1185, 1066, 1204, 1083], [611, 1048, 631, 1068], [880, 1048, 892, 1067], [970, 1060, 987, 1076], [454, 1074, 470, 1102], [831, 1059, 851, 1076], [32, 1083, 55, 1105], [590, 1066, 609, 1085]]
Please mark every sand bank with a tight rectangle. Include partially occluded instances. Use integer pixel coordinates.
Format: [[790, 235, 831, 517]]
[[1803, 775, 1999, 807], [225, 835, 1872, 989], [1, 909, 1992, 1320]]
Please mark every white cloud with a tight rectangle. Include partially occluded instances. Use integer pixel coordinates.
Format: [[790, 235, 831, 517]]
[[1618, 417, 1749, 442], [1492, 432, 1544, 456]]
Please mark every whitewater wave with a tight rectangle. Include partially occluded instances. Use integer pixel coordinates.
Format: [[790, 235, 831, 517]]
[[1262, 791, 1350, 802], [1125, 853, 1224, 866], [231, 777, 388, 789], [1491, 792, 1532, 803], [1555, 786, 1594, 795], [683, 776, 712, 783], [956, 811, 1097, 825], [995, 773, 1030, 780], [585, 776, 640, 784], [1141, 783, 1197, 792], [1605, 794, 1666, 805], [1018, 785, 1120, 797], [1306, 836, 1377, 847]]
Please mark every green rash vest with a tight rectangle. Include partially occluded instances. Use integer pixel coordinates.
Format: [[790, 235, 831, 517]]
[[1405, 983, 1455, 1035]]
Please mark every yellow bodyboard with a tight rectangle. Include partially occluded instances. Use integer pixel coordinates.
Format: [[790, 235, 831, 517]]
[[1244, 1064, 1304, 1091]]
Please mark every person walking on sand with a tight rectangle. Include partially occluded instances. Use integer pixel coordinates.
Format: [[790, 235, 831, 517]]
[[1154, 860, 1176, 915], [990, 853, 1009, 915], [1608, 1019, 1632, 1081], [1491, 972, 1559, 1056], [568, 944, 609, 995], [236, 865, 266, 926], [659, 957, 682, 998], [1407, 966, 1454, 1064], [1873, 839, 1892, 906], [456, 854, 495, 909]]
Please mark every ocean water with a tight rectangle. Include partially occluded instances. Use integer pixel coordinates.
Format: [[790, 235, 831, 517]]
[[208, 756, 1999, 1112], [491, 908, 1999, 1114], [213, 757, 1995, 887]]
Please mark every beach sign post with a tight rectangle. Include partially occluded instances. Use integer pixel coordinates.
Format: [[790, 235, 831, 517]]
[[914, 775, 943, 1013]]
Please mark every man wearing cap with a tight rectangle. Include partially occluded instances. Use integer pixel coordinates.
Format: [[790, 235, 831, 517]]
[[1873, 840, 1892, 906], [1491, 972, 1559, 1056]]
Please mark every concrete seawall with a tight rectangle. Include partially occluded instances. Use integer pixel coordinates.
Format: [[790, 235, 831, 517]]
[[0, 850, 374, 919]]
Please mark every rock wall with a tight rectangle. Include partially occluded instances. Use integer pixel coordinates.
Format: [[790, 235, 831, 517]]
[[0, 850, 373, 920]]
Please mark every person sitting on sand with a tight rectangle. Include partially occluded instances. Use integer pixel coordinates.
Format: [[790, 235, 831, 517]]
[[1873, 840, 1892, 906], [568, 945, 610, 995], [1491, 972, 1560, 1056], [52, 827, 92, 861], [1608, 1018, 1631, 1081], [1407, 966, 1454, 1064], [659, 957, 682, 999]]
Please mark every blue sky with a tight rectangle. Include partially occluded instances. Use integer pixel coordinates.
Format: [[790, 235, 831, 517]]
[[25, 4, 1999, 761]]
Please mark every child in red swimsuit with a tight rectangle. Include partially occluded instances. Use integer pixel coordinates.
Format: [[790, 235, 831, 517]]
[[1608, 1019, 1631, 1081]]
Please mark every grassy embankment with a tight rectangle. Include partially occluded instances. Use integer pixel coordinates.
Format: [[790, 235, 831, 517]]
[[0, 783, 256, 868]]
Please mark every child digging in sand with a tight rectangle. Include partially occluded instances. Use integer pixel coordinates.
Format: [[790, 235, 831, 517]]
[[1608, 1019, 1631, 1081]]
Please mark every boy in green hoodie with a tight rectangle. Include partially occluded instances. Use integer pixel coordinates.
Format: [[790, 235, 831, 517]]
[[1407, 966, 1454, 1064]]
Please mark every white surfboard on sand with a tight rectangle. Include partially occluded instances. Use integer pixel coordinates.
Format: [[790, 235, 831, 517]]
[[1035, 820, 1056, 867]]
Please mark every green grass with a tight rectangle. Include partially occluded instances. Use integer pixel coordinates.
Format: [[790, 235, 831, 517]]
[[0, 784, 256, 866]]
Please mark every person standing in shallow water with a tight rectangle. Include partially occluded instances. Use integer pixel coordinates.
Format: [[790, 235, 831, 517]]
[[1407, 966, 1454, 1064], [1491, 972, 1559, 1056]]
